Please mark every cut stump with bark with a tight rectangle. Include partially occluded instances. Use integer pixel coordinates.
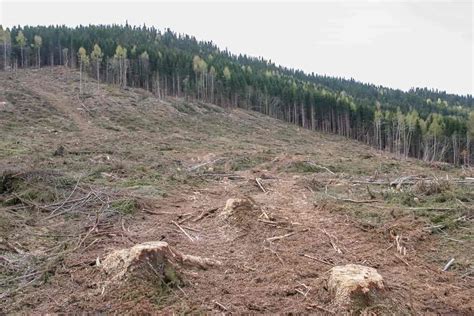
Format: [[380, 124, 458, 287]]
[[102, 241, 222, 281], [220, 197, 259, 226], [327, 264, 384, 310]]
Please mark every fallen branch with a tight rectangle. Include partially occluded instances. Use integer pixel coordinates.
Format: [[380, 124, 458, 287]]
[[305, 161, 335, 175], [143, 209, 176, 215], [187, 158, 223, 172], [353, 177, 474, 186], [214, 300, 228, 311], [328, 195, 381, 204], [306, 304, 335, 314], [442, 258, 455, 271], [391, 176, 413, 189], [255, 177, 267, 193], [172, 221, 195, 242], [266, 232, 296, 242], [295, 282, 311, 298], [198, 173, 246, 180], [321, 229, 343, 254], [265, 246, 284, 264], [178, 253, 221, 269], [258, 219, 286, 226], [301, 253, 333, 266], [177, 212, 196, 224], [324, 186, 380, 204], [48, 176, 81, 216], [394, 254, 410, 267], [461, 269, 473, 278], [180, 225, 201, 233], [409, 207, 456, 211], [193, 207, 218, 222], [395, 235, 407, 256]]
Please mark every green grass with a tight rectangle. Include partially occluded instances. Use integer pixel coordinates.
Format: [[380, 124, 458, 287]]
[[230, 156, 269, 171], [283, 161, 328, 173], [111, 198, 139, 215], [0, 141, 31, 159]]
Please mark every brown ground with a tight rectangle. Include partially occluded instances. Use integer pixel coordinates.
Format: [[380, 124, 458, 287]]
[[0, 67, 473, 314]]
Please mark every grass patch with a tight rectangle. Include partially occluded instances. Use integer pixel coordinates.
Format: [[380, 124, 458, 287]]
[[383, 190, 418, 207], [283, 161, 328, 173], [1, 170, 75, 205], [0, 141, 31, 159], [173, 101, 197, 114], [111, 198, 139, 215], [230, 156, 268, 171]]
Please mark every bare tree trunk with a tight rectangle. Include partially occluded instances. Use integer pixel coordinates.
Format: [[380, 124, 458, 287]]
[[301, 103, 305, 128], [466, 134, 470, 166], [79, 60, 83, 95], [96, 60, 100, 90], [3, 40, 7, 70], [211, 75, 214, 103]]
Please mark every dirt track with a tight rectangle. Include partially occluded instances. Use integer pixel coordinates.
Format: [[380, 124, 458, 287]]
[[0, 68, 473, 314]]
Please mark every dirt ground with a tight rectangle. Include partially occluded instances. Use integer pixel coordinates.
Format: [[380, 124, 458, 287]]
[[1, 68, 473, 314]]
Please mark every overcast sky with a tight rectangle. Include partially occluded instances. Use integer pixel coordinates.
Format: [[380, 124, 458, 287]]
[[1, 0, 472, 95]]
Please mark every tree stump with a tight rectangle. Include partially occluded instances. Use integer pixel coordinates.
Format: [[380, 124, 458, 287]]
[[327, 264, 384, 310]]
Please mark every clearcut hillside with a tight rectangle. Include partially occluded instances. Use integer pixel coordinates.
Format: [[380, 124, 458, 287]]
[[0, 67, 473, 314]]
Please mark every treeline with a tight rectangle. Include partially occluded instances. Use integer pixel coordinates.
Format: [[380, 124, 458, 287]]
[[0, 24, 473, 165]]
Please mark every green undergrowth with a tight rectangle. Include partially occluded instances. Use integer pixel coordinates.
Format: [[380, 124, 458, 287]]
[[282, 161, 331, 173], [111, 198, 140, 215], [384, 182, 473, 231], [1, 170, 75, 206]]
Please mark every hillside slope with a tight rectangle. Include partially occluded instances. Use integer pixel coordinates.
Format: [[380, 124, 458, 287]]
[[2, 25, 473, 164], [0, 68, 473, 314]]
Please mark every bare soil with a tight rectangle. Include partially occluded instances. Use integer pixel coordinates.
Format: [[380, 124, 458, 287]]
[[0, 68, 473, 314]]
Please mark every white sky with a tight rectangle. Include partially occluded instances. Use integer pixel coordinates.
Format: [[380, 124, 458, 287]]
[[1, 0, 473, 95]]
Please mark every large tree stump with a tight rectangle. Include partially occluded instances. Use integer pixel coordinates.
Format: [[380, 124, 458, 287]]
[[221, 198, 254, 216], [327, 264, 384, 310], [220, 197, 260, 227], [102, 241, 222, 281], [102, 241, 174, 280]]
